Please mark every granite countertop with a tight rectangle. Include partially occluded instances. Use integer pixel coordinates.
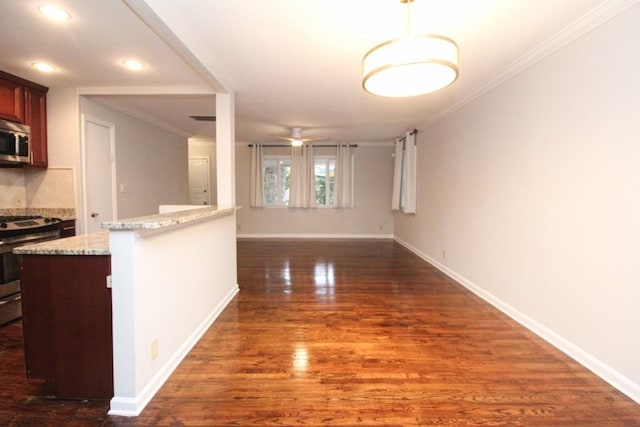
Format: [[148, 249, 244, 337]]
[[102, 206, 235, 230], [14, 231, 110, 256], [0, 207, 76, 221], [12, 206, 235, 256]]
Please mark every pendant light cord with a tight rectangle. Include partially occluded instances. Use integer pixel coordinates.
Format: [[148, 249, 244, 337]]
[[406, 0, 412, 35]]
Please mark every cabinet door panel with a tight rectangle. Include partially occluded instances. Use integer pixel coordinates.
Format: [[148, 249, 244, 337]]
[[0, 78, 25, 123], [25, 87, 48, 167], [20, 255, 113, 398]]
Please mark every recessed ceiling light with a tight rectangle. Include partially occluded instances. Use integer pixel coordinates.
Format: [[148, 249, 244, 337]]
[[122, 59, 145, 71], [38, 5, 71, 21], [32, 62, 56, 73]]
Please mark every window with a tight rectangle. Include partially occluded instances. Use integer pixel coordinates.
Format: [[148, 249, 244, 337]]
[[314, 157, 336, 206], [262, 153, 339, 207], [263, 156, 291, 206]]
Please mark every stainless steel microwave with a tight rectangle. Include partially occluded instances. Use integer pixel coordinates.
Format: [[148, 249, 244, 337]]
[[0, 118, 30, 164]]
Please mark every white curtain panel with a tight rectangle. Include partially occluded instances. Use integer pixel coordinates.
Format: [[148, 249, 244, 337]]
[[249, 144, 264, 207], [391, 137, 404, 210], [289, 145, 315, 208], [334, 144, 354, 208], [391, 131, 418, 214], [289, 145, 304, 207], [305, 145, 316, 208], [402, 130, 418, 214]]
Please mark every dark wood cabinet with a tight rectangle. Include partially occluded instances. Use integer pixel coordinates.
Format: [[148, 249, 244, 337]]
[[20, 255, 113, 399], [0, 70, 48, 168], [0, 76, 25, 123], [25, 87, 48, 167], [59, 219, 76, 238]]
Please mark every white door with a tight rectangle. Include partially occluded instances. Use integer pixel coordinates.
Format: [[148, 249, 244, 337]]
[[83, 115, 116, 233], [189, 156, 211, 205]]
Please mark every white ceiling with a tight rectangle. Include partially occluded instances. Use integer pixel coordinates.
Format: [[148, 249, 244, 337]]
[[0, 0, 627, 143]]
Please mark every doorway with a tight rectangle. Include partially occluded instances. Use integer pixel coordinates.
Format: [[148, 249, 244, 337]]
[[188, 156, 211, 205], [82, 115, 117, 234]]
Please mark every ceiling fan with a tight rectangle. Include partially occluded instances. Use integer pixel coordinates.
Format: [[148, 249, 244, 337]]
[[274, 127, 329, 146]]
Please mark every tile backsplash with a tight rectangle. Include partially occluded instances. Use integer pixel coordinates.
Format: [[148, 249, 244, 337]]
[[25, 168, 75, 208], [0, 169, 26, 207], [0, 167, 74, 210]]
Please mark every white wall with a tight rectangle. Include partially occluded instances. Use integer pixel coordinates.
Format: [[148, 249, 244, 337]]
[[109, 209, 239, 416], [47, 87, 80, 169], [394, 4, 640, 402], [235, 143, 394, 237], [80, 97, 190, 219]]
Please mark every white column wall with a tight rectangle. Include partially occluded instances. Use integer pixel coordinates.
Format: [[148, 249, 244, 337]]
[[109, 212, 239, 416], [216, 93, 235, 208]]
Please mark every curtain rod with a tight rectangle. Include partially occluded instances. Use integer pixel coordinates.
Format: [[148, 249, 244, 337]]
[[248, 144, 358, 148]]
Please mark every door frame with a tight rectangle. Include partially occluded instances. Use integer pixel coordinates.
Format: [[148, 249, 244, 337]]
[[80, 114, 118, 234], [188, 155, 211, 205]]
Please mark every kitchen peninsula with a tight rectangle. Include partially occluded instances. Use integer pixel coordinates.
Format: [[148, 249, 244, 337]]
[[17, 230, 111, 398], [15, 206, 239, 413]]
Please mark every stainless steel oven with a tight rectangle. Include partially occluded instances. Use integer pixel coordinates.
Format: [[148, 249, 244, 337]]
[[0, 216, 61, 325]]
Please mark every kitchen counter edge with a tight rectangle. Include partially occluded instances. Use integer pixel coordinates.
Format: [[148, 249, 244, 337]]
[[102, 206, 235, 230], [14, 207, 236, 256], [14, 230, 110, 256]]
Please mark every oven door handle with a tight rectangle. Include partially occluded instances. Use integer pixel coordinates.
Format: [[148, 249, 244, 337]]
[[0, 230, 60, 249], [18, 234, 56, 245]]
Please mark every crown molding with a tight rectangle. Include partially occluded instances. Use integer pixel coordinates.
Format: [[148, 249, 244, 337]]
[[88, 97, 191, 138], [77, 86, 214, 96], [235, 140, 393, 147], [422, 0, 640, 129], [189, 138, 215, 145]]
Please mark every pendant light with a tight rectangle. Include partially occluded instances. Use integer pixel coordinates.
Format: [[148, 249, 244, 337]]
[[362, 0, 459, 97]]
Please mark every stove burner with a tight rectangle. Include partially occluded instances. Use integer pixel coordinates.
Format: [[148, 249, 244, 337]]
[[0, 215, 42, 221], [0, 215, 61, 235], [1, 216, 40, 229]]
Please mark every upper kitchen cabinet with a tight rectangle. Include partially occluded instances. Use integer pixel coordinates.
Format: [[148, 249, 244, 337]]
[[0, 70, 48, 168], [25, 86, 48, 167], [0, 74, 25, 123]]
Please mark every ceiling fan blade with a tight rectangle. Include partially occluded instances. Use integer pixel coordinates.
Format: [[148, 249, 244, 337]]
[[300, 137, 329, 142], [273, 136, 296, 141], [271, 128, 330, 143]]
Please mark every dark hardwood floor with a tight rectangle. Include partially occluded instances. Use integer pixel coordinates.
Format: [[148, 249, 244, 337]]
[[1, 239, 639, 426]]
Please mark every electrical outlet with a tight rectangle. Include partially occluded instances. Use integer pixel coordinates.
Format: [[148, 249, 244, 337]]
[[378, 225, 384, 231], [151, 338, 158, 360], [237, 224, 241, 231], [442, 250, 446, 259]]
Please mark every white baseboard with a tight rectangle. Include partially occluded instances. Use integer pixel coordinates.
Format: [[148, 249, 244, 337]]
[[109, 284, 240, 416], [394, 236, 640, 405], [237, 233, 394, 239]]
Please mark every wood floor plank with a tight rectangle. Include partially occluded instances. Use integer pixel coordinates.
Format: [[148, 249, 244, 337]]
[[1, 239, 639, 425]]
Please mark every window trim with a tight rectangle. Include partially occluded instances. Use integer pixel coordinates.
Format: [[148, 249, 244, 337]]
[[262, 155, 291, 207], [314, 155, 336, 208], [260, 151, 348, 209]]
